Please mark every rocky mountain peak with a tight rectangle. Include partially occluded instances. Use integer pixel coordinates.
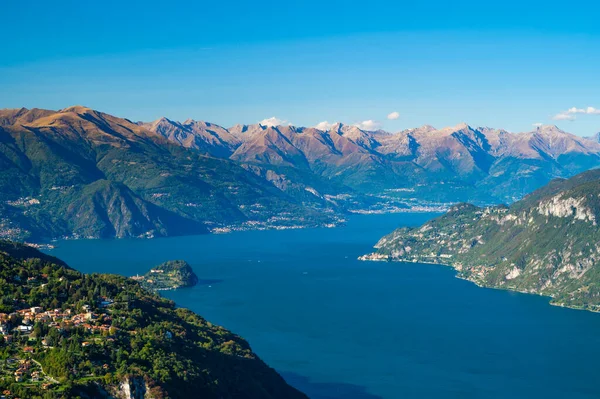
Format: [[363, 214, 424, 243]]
[[534, 124, 566, 134], [420, 124, 437, 132], [154, 116, 175, 125], [330, 122, 345, 131], [453, 122, 471, 130], [59, 105, 93, 114]]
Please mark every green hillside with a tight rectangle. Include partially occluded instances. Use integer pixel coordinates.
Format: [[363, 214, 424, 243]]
[[363, 169, 600, 311], [0, 240, 307, 398]]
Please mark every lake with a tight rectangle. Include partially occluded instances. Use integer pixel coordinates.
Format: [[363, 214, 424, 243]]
[[47, 213, 600, 399]]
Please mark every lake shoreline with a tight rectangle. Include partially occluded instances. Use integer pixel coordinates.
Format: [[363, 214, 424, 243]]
[[359, 254, 600, 315], [36, 207, 446, 248]]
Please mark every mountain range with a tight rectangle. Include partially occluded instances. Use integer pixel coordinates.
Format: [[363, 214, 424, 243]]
[[143, 117, 600, 203], [362, 168, 600, 311], [0, 106, 349, 240], [1, 105, 600, 240]]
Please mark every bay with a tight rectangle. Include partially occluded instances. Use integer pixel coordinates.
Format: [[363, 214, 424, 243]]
[[47, 213, 600, 399]]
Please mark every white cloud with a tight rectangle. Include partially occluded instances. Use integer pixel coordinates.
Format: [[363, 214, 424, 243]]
[[552, 113, 576, 121], [532, 122, 544, 127], [552, 106, 600, 121], [567, 106, 600, 115], [259, 117, 290, 127], [354, 120, 382, 131], [588, 107, 600, 114], [387, 111, 400, 120], [314, 121, 337, 130]]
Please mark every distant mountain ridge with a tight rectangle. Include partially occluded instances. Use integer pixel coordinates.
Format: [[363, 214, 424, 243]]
[[139, 117, 241, 158], [1, 105, 600, 241], [143, 114, 600, 202]]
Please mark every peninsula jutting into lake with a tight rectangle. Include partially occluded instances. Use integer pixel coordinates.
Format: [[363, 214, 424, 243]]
[[361, 169, 600, 312], [134, 260, 199, 291]]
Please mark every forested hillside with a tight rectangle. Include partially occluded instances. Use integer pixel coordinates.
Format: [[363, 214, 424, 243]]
[[0, 240, 307, 398]]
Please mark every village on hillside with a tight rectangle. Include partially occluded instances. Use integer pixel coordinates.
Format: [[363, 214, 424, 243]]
[[0, 296, 115, 393]]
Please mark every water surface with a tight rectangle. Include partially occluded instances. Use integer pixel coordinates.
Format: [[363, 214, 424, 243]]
[[48, 213, 600, 399]]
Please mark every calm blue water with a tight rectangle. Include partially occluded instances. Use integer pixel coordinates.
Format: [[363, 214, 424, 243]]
[[47, 213, 600, 399]]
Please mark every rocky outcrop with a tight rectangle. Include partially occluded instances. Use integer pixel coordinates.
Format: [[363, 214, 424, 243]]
[[537, 194, 596, 224], [114, 377, 154, 399]]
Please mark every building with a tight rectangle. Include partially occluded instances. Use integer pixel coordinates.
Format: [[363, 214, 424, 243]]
[[17, 325, 32, 333]]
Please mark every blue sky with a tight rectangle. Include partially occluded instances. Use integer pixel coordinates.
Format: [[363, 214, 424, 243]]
[[1, 0, 600, 135]]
